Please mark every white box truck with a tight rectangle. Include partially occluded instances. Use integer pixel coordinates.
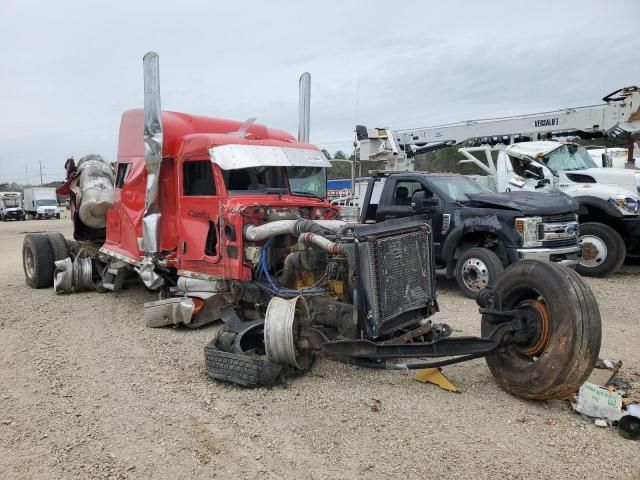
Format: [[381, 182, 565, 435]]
[[23, 187, 60, 219], [0, 192, 25, 221]]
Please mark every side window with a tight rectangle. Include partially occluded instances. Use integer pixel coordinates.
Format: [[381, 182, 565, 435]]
[[393, 181, 425, 206], [183, 160, 216, 196], [115, 163, 131, 189]]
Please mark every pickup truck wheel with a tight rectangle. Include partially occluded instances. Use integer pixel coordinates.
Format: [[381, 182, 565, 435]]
[[576, 222, 625, 277], [455, 247, 504, 299], [23, 234, 55, 288], [481, 260, 601, 400], [44, 232, 70, 261]]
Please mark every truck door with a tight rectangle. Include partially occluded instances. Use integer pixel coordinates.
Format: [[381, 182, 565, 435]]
[[375, 178, 424, 221], [375, 177, 444, 253], [177, 158, 221, 275]]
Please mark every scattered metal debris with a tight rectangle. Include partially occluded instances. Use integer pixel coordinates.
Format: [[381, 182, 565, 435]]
[[53, 256, 93, 294]]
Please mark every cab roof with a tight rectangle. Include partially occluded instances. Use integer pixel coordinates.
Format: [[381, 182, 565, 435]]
[[505, 141, 565, 158], [118, 109, 318, 160]]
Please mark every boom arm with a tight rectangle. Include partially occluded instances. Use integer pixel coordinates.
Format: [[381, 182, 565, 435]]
[[358, 86, 640, 170]]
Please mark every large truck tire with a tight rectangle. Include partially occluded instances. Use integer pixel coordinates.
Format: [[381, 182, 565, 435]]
[[455, 247, 504, 299], [44, 232, 70, 261], [23, 234, 55, 288], [576, 222, 625, 277], [204, 336, 283, 388], [481, 260, 601, 400]]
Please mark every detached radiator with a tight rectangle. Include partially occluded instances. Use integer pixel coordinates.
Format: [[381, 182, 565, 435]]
[[354, 218, 436, 337]]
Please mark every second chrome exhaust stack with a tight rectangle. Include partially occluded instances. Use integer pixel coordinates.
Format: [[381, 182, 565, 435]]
[[298, 72, 311, 143]]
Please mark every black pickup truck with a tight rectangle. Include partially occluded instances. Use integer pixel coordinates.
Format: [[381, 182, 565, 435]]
[[358, 172, 581, 297]]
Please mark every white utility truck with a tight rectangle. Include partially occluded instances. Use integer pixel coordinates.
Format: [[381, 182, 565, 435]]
[[586, 146, 640, 169], [357, 86, 640, 276], [23, 187, 60, 219], [0, 192, 25, 221]]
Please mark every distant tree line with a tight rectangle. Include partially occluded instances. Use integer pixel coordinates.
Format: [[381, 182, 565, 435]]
[[0, 180, 64, 192], [0, 181, 67, 204]]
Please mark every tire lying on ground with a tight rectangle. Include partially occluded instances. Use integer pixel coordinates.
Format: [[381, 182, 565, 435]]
[[204, 325, 285, 388], [44, 232, 70, 261], [576, 222, 625, 277], [481, 260, 601, 400], [23, 234, 55, 288], [455, 247, 504, 299]]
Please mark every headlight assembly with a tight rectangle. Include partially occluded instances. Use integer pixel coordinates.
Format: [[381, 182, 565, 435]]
[[515, 216, 543, 247], [612, 195, 640, 214]]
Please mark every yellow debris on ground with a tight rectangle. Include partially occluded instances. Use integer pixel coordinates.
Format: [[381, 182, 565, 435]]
[[415, 368, 460, 393]]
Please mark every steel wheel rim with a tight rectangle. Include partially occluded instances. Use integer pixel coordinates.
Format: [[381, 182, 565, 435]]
[[461, 258, 490, 291], [579, 234, 607, 268], [514, 298, 551, 358], [24, 247, 35, 278]]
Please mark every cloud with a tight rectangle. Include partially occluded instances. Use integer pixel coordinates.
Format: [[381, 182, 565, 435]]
[[0, 0, 638, 182]]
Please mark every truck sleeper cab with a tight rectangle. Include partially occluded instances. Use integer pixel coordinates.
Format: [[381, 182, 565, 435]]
[[100, 109, 336, 288]]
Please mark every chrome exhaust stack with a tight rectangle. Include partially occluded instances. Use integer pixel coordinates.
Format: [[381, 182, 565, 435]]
[[142, 51, 163, 258], [138, 51, 165, 290], [298, 72, 311, 143]]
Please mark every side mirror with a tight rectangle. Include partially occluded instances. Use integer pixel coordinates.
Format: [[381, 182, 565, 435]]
[[411, 191, 439, 210], [602, 153, 612, 168]]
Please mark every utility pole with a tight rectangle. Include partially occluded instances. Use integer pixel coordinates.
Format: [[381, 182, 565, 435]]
[[39, 161, 43, 186]]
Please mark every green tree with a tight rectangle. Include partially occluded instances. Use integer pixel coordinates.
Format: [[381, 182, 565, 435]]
[[333, 150, 347, 160], [321, 149, 332, 160]]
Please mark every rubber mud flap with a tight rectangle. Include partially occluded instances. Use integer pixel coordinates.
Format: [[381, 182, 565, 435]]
[[204, 338, 284, 388]]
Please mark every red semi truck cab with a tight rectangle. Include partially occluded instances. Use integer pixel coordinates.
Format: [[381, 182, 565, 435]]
[[101, 109, 337, 282]]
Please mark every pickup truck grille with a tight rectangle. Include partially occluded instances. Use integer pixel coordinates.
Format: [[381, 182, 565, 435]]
[[541, 213, 577, 223], [537, 215, 579, 246]]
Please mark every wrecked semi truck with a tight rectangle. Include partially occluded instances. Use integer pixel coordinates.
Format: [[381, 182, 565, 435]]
[[22, 53, 601, 399]]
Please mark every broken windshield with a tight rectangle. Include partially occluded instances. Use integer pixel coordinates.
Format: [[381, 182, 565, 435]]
[[428, 175, 493, 202], [543, 144, 597, 172], [286, 167, 326, 199], [223, 166, 286, 194]]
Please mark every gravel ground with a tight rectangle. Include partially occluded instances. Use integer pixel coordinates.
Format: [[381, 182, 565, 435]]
[[1, 218, 639, 480]]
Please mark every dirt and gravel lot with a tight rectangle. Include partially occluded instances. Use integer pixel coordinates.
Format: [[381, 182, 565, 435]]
[[1, 218, 639, 480]]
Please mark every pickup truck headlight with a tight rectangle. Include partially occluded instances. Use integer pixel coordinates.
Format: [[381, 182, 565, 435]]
[[515, 216, 543, 247], [37, 208, 44, 213], [612, 195, 639, 214]]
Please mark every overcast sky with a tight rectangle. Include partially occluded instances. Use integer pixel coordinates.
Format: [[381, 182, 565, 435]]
[[0, 0, 638, 183]]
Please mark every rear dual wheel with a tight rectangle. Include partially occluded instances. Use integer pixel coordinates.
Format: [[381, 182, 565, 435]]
[[23, 234, 55, 288], [481, 260, 601, 400], [23, 233, 70, 289]]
